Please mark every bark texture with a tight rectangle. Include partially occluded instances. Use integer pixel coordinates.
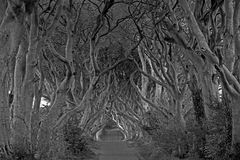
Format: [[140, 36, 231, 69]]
[[189, 73, 206, 158]]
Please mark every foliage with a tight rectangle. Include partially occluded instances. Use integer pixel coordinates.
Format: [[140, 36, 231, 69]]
[[204, 98, 232, 160], [140, 110, 191, 159], [39, 114, 97, 160], [139, 100, 233, 160], [60, 115, 96, 160], [0, 149, 36, 160]]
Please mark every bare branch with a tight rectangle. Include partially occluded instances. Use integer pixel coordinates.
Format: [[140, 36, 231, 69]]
[[215, 65, 240, 98], [131, 58, 174, 96], [44, 0, 64, 38], [130, 71, 173, 119]]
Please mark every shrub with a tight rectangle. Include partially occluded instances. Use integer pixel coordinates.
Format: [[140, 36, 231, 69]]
[[141, 111, 190, 159], [204, 98, 232, 160], [61, 115, 96, 160]]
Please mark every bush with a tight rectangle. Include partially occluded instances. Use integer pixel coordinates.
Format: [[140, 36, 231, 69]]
[[0, 145, 37, 160], [140, 111, 190, 159], [61, 115, 96, 160], [204, 98, 232, 160]]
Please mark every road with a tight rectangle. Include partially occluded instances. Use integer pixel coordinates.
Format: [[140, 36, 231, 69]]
[[95, 128, 139, 160]]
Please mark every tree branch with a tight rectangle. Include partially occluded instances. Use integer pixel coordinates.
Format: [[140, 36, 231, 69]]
[[215, 65, 240, 98], [130, 71, 173, 119]]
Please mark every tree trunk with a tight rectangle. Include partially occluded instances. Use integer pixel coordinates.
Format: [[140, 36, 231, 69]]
[[21, 11, 39, 146], [30, 90, 42, 153], [0, 41, 11, 156], [224, 0, 235, 72], [233, 0, 240, 82], [37, 93, 67, 159], [11, 7, 39, 153], [231, 99, 240, 159], [174, 99, 186, 132], [231, 1, 240, 158], [0, 78, 11, 155], [11, 34, 30, 154], [138, 45, 149, 111], [0, 2, 10, 153], [30, 64, 43, 153], [198, 65, 218, 118], [189, 73, 206, 158]]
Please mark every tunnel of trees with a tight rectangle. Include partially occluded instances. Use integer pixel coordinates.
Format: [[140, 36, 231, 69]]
[[0, 0, 240, 160]]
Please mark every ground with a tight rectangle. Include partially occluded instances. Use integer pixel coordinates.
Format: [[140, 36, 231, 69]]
[[92, 128, 139, 160]]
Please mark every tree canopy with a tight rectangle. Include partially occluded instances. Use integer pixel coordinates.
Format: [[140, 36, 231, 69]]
[[0, 0, 240, 160]]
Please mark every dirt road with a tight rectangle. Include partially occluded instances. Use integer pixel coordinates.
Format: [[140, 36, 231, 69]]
[[96, 129, 139, 160]]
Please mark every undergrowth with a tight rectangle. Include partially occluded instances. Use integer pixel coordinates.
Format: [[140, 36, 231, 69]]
[[137, 98, 232, 160]]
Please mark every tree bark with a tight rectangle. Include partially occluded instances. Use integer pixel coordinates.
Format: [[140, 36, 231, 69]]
[[173, 99, 186, 132], [0, 2, 10, 153], [37, 92, 68, 159], [11, 28, 29, 153], [0, 32, 11, 156], [230, 99, 240, 158], [0, 59, 11, 156], [232, 0, 240, 81], [189, 73, 206, 158], [138, 45, 149, 111], [224, 0, 235, 72], [30, 52, 44, 152]]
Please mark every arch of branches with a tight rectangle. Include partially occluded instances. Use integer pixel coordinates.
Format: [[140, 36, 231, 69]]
[[1, 0, 240, 160]]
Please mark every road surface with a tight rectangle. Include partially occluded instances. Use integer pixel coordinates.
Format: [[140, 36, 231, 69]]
[[95, 128, 139, 160]]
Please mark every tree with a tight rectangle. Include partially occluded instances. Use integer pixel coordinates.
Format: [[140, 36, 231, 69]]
[[1, 0, 240, 159]]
